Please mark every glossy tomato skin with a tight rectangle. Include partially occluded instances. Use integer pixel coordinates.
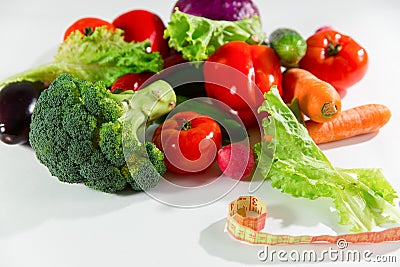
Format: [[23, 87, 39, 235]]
[[112, 10, 169, 58], [152, 111, 222, 174], [205, 41, 256, 111], [251, 45, 283, 97], [204, 41, 282, 127], [299, 29, 368, 92], [162, 53, 187, 69], [63, 17, 115, 40], [110, 72, 154, 93]]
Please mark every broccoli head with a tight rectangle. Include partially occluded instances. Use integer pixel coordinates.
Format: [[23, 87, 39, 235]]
[[29, 73, 176, 193]]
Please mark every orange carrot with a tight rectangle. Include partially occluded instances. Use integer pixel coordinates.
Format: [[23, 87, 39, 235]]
[[282, 68, 342, 123], [306, 104, 391, 144]]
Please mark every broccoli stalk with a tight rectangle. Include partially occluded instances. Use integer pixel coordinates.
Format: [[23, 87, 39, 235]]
[[29, 73, 176, 193], [109, 81, 176, 141]]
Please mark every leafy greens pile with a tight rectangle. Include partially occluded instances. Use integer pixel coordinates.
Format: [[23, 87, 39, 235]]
[[254, 88, 400, 232], [0, 27, 162, 88], [164, 10, 265, 61]]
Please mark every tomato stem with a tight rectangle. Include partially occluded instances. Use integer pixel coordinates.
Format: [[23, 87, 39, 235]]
[[84, 27, 94, 36], [326, 34, 342, 56], [179, 119, 192, 131]]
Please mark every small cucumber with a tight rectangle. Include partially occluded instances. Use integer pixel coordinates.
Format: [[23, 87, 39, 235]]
[[269, 28, 307, 67]]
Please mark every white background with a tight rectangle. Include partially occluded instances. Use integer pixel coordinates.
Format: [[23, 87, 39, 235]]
[[1, 0, 400, 266]]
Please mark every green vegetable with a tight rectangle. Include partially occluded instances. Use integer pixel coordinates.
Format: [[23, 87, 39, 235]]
[[254, 87, 400, 232], [287, 97, 305, 126], [0, 27, 162, 89], [269, 28, 306, 67], [164, 10, 265, 61], [29, 73, 176, 193]]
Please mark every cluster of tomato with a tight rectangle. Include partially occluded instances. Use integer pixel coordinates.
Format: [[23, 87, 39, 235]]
[[64, 11, 369, 178], [63, 10, 233, 177], [63, 10, 185, 91], [207, 29, 369, 126]]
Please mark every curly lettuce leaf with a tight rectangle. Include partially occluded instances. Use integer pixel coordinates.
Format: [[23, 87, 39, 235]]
[[0, 27, 162, 87], [255, 87, 400, 232], [164, 10, 265, 61], [338, 168, 398, 204]]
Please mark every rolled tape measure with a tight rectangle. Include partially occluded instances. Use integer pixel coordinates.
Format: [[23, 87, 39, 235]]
[[226, 196, 400, 246]]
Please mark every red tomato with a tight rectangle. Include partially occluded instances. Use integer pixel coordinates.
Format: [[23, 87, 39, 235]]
[[204, 41, 282, 127], [299, 29, 368, 92], [251, 45, 283, 96], [110, 72, 155, 93], [112, 10, 169, 58], [152, 111, 222, 174], [162, 53, 187, 69], [63, 17, 115, 40]]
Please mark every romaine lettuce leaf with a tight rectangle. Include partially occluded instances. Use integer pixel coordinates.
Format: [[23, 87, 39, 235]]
[[164, 10, 265, 61], [0, 27, 162, 87], [255, 87, 400, 232]]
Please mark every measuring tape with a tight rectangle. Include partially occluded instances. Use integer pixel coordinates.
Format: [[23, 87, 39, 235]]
[[226, 196, 400, 246]]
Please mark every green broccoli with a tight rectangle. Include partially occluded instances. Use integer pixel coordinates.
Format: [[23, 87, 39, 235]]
[[29, 73, 176, 193]]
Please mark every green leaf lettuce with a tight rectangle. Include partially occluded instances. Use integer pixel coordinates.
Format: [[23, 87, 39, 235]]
[[164, 10, 265, 61], [0, 27, 163, 88], [254, 87, 400, 232]]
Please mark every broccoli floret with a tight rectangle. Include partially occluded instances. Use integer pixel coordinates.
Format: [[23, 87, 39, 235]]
[[29, 73, 176, 193], [144, 142, 167, 176], [125, 142, 167, 191]]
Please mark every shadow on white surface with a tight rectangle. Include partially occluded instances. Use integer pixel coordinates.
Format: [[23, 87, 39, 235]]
[[318, 132, 379, 151], [199, 218, 264, 265], [242, 180, 350, 235], [0, 145, 146, 238], [199, 218, 400, 265]]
